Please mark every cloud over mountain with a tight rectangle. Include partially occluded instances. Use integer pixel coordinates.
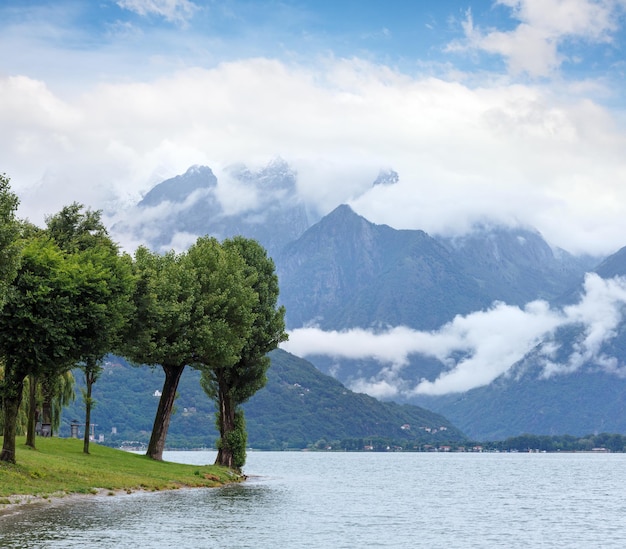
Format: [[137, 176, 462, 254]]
[[1, 54, 625, 255], [283, 273, 626, 397]]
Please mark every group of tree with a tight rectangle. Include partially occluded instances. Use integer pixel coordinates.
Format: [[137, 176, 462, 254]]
[[483, 433, 626, 453], [0, 173, 286, 471]]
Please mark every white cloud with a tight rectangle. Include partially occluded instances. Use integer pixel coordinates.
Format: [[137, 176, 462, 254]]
[[541, 273, 626, 376], [283, 274, 626, 397], [450, 0, 622, 77], [2, 57, 626, 254], [162, 230, 201, 253], [116, 0, 199, 24]]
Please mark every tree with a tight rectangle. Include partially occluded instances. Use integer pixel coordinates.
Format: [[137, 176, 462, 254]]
[[0, 237, 86, 462], [45, 203, 134, 454], [24, 371, 75, 445], [0, 174, 21, 438], [199, 237, 287, 470], [186, 237, 258, 470], [122, 246, 198, 461]]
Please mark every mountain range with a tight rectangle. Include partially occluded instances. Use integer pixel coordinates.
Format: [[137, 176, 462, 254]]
[[108, 160, 626, 441]]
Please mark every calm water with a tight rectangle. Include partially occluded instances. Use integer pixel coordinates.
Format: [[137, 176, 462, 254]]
[[1, 451, 626, 548]]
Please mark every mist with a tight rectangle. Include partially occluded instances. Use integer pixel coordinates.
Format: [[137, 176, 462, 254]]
[[282, 273, 626, 398]]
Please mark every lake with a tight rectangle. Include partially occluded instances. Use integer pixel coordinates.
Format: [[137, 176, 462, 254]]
[[1, 451, 626, 548]]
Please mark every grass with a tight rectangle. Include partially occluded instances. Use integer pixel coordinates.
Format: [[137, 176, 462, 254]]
[[0, 436, 239, 503]]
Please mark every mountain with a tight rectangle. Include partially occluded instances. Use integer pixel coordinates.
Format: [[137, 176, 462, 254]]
[[116, 159, 311, 256], [277, 206, 594, 330], [437, 225, 596, 306], [245, 349, 465, 448], [139, 165, 218, 207], [273, 204, 609, 436], [276, 205, 493, 330], [60, 350, 465, 449], [593, 245, 626, 279], [415, 338, 626, 441], [411, 249, 626, 440]]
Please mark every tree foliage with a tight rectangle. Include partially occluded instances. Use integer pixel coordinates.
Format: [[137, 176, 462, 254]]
[[1, 183, 286, 469], [0, 201, 133, 462]]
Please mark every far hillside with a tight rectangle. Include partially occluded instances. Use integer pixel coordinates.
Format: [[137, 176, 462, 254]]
[[61, 350, 465, 450]]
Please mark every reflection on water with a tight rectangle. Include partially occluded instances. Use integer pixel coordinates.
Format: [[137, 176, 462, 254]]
[[208, 482, 279, 511]]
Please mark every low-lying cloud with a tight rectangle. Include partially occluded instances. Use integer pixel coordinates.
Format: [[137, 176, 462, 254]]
[[282, 273, 626, 398]]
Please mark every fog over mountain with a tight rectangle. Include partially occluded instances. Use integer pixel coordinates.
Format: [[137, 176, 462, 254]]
[[286, 273, 626, 394], [111, 159, 312, 256]]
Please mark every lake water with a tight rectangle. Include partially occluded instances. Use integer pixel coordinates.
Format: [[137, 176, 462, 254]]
[[2, 451, 626, 548]]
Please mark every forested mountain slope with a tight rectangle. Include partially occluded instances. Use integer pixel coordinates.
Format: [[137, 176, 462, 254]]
[[61, 350, 465, 449]]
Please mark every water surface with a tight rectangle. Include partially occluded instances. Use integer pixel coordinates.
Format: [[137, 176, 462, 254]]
[[1, 451, 625, 548]]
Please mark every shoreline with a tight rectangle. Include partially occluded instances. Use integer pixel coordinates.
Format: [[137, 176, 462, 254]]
[[0, 438, 241, 514], [0, 489, 113, 519], [0, 481, 241, 519]]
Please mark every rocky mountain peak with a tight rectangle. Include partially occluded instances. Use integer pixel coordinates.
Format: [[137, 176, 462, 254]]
[[372, 169, 399, 186], [138, 165, 217, 208]]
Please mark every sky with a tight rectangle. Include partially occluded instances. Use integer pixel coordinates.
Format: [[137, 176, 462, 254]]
[[2, 0, 626, 257], [3, 0, 626, 398]]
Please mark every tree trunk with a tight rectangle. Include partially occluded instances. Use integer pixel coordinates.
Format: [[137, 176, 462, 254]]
[[0, 373, 25, 463], [83, 370, 95, 454], [25, 375, 37, 449], [146, 364, 185, 461], [215, 383, 236, 469]]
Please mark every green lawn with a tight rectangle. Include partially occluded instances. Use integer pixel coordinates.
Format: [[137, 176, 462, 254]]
[[0, 436, 238, 503]]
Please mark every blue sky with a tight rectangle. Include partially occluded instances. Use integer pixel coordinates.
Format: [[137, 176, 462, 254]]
[[2, 0, 626, 255], [3, 1, 623, 85]]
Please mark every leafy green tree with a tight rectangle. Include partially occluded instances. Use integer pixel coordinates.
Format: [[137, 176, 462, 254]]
[[45, 203, 135, 454], [122, 246, 198, 461], [45, 202, 109, 251], [0, 237, 86, 462], [199, 237, 287, 470], [186, 236, 257, 470], [0, 173, 21, 308]]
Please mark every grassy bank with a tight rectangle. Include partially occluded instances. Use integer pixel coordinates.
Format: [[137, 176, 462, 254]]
[[0, 436, 238, 504]]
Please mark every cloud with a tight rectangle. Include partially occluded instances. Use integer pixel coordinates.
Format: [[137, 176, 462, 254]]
[[541, 273, 626, 376], [2, 56, 626, 255], [116, 0, 199, 24], [449, 0, 623, 77], [283, 274, 626, 397]]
